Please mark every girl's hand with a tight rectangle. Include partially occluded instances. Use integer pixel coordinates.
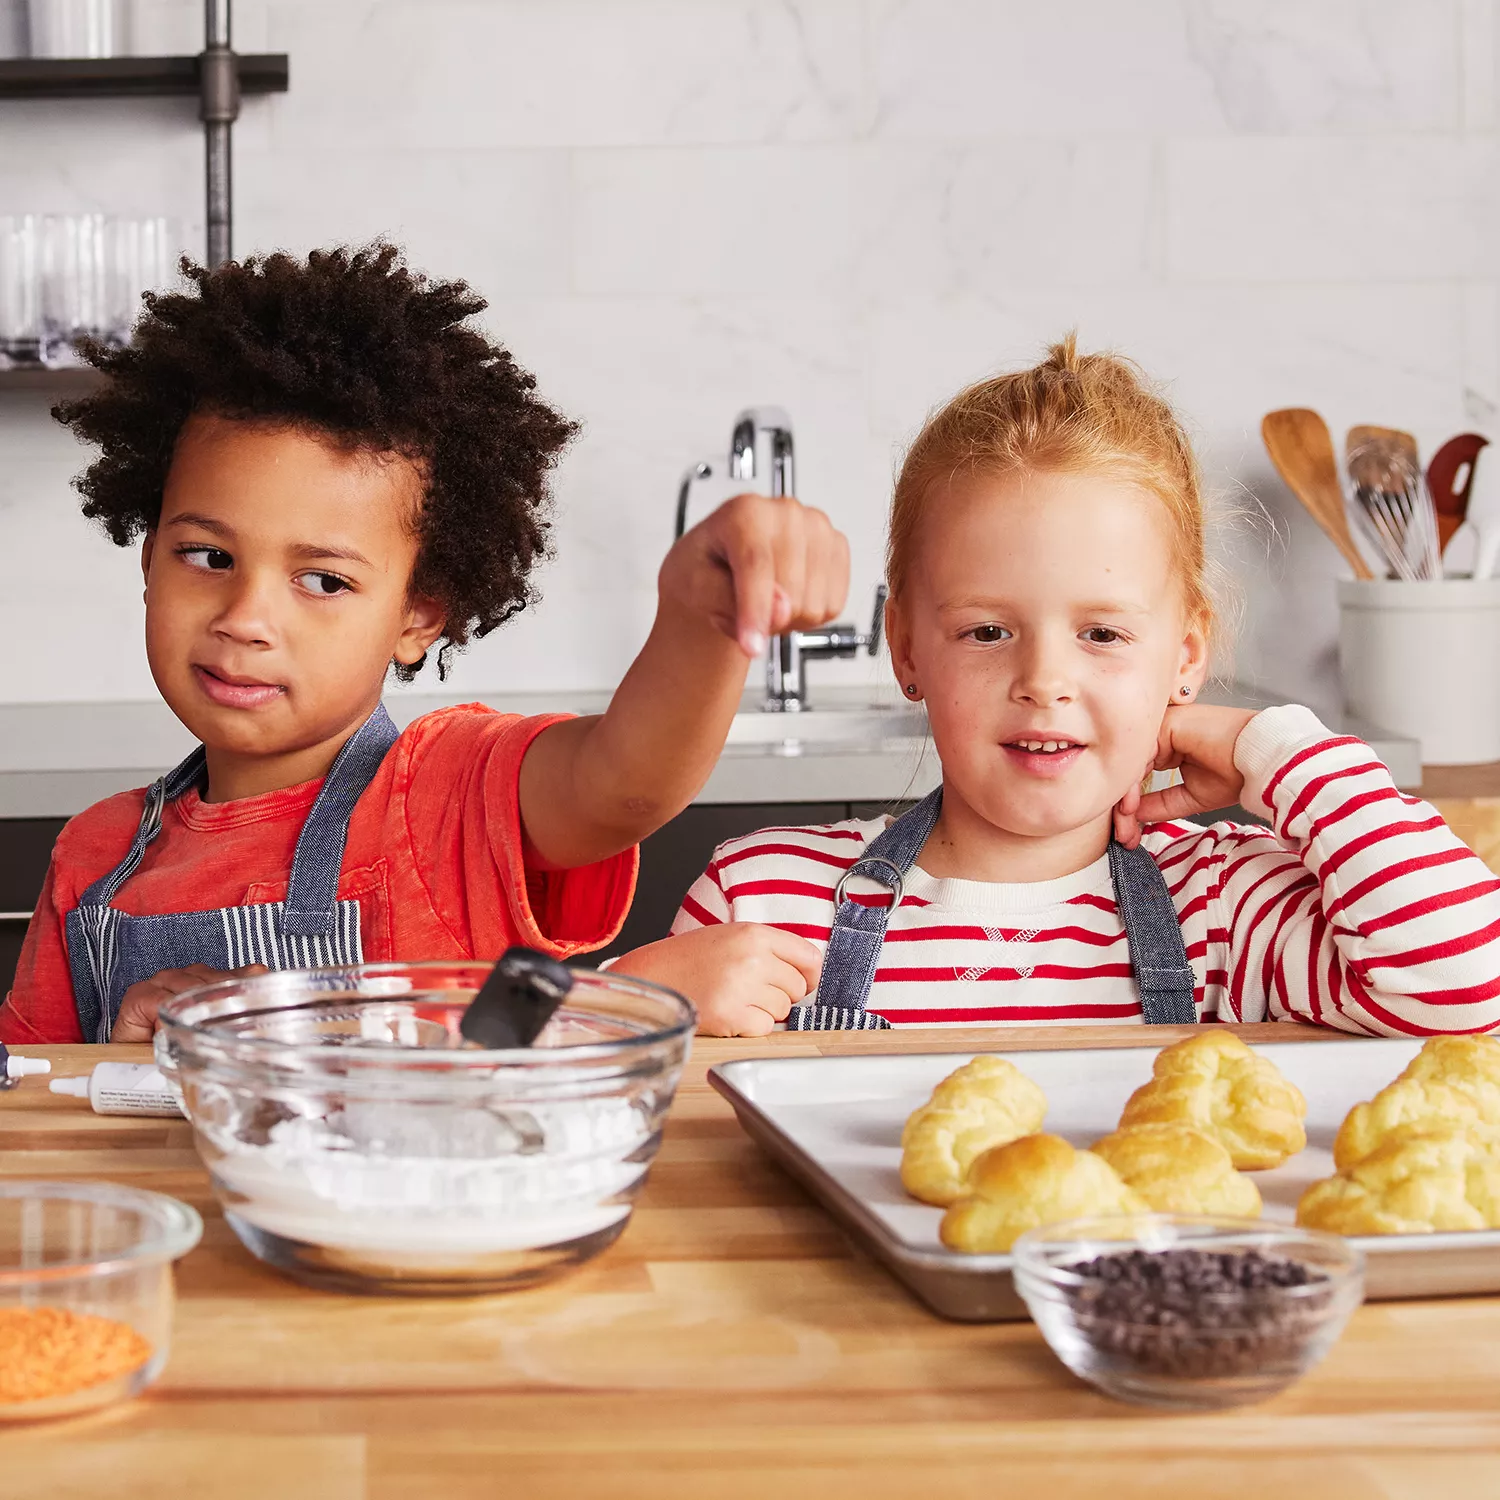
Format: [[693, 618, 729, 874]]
[[1112, 705, 1259, 849], [611, 923, 823, 1037]]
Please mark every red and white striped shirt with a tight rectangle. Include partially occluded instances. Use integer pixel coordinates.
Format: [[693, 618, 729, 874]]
[[671, 706, 1500, 1036]]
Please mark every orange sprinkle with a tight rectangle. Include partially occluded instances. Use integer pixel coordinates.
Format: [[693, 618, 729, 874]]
[[0, 1307, 153, 1403]]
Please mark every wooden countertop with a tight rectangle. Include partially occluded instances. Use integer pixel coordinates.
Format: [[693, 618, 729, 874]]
[[1422, 764, 1500, 875], [4, 1024, 1499, 1499], [1421, 763, 1500, 799]]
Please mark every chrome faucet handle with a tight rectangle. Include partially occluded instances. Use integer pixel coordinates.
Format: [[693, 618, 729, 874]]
[[763, 584, 887, 711], [793, 584, 890, 660]]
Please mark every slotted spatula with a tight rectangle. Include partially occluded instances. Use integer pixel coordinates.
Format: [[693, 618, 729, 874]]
[[1261, 409, 1374, 580], [1426, 433, 1489, 554]]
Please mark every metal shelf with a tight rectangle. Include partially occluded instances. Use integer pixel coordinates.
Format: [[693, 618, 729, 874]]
[[0, 54, 288, 99], [0, 366, 103, 394], [0, 4, 289, 398]]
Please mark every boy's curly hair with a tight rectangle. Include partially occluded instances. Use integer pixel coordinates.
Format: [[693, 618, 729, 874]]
[[56, 242, 578, 679]]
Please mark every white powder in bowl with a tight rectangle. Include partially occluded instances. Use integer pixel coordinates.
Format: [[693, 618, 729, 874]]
[[210, 1096, 651, 1255]]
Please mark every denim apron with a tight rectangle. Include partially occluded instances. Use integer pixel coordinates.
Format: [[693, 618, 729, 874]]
[[786, 786, 1198, 1031], [65, 704, 399, 1042]]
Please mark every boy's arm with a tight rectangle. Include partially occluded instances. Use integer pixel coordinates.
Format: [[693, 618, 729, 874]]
[[518, 493, 849, 869]]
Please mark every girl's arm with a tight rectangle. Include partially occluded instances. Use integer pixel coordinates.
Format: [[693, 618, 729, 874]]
[[609, 853, 823, 1036], [1211, 706, 1500, 1035], [670, 859, 734, 933]]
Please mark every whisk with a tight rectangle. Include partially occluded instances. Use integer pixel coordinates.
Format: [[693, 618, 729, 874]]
[[1347, 439, 1442, 580]]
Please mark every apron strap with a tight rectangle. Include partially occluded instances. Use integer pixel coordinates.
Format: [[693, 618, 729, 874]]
[[786, 787, 945, 1031], [281, 703, 400, 937], [74, 704, 400, 941], [790, 788, 1199, 1030], [1107, 838, 1198, 1024], [75, 747, 209, 910]]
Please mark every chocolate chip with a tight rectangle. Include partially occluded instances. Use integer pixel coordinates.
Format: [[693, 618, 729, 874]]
[[1058, 1248, 1331, 1380]]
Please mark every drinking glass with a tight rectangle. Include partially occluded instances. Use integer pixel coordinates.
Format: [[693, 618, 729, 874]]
[[39, 212, 108, 365], [104, 215, 175, 345], [0, 214, 42, 367], [26, 0, 129, 58], [8, 214, 181, 364]]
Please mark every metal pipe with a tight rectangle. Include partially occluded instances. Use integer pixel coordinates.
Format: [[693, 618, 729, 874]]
[[202, 0, 239, 266], [729, 406, 794, 495], [769, 425, 794, 499], [726, 407, 800, 709], [729, 416, 756, 483]]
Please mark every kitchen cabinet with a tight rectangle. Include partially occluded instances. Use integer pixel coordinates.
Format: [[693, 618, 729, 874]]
[[0, 818, 65, 996], [596, 800, 901, 961]]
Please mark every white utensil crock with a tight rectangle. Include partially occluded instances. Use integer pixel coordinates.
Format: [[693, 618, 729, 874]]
[[1338, 578, 1500, 765]]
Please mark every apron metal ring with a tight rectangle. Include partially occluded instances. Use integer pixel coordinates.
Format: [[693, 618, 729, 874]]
[[833, 857, 906, 911]]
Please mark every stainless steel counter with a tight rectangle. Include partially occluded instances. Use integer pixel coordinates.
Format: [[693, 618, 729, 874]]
[[0, 683, 1421, 820]]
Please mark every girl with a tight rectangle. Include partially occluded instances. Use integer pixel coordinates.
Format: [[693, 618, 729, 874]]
[[614, 338, 1500, 1037]]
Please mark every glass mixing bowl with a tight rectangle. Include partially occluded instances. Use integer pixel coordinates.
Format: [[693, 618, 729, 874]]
[[1012, 1215, 1365, 1410], [0, 1182, 202, 1421], [155, 962, 694, 1296]]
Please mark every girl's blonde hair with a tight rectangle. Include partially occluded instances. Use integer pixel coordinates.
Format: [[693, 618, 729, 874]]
[[887, 335, 1214, 633]]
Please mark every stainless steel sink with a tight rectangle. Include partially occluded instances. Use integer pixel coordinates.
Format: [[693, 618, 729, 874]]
[[714, 682, 1422, 787], [723, 705, 928, 754]]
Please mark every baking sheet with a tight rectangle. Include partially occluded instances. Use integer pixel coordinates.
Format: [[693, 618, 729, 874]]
[[709, 1038, 1500, 1321]]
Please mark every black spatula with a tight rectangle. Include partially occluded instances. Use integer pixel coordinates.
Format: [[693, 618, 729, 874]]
[[459, 946, 574, 1049]]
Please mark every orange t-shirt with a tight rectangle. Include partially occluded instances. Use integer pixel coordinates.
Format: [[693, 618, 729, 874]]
[[0, 704, 638, 1044]]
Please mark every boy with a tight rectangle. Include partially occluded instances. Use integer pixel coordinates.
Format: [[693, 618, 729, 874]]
[[0, 244, 847, 1044]]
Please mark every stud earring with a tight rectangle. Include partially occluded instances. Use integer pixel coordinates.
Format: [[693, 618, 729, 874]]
[[1179, 685, 1192, 698], [905, 683, 920, 698]]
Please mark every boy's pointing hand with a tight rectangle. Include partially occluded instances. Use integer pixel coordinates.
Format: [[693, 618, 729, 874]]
[[519, 493, 850, 869], [659, 493, 851, 657]]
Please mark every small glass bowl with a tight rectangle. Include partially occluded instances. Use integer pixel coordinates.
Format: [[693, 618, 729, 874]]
[[0, 1182, 202, 1422], [156, 962, 695, 1296], [1012, 1215, 1365, 1410]]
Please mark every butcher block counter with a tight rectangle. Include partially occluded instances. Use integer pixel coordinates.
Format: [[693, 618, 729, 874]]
[[4, 1025, 1500, 1500]]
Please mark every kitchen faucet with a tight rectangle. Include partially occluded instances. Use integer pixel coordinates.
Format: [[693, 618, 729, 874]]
[[675, 407, 885, 712]]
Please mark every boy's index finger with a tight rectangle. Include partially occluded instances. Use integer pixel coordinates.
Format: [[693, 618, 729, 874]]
[[715, 496, 778, 657]]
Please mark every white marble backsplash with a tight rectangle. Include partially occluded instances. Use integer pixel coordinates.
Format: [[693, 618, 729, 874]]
[[1, 0, 1497, 710]]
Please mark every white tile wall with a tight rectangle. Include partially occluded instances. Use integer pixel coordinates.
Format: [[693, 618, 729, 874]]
[[1, 0, 1496, 714]]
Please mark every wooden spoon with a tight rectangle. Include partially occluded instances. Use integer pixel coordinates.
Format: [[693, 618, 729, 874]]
[[1426, 433, 1489, 554], [1261, 409, 1374, 580]]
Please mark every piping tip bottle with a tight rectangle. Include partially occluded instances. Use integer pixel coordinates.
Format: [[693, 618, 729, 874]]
[[49, 1062, 185, 1117], [0, 1042, 51, 1089]]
